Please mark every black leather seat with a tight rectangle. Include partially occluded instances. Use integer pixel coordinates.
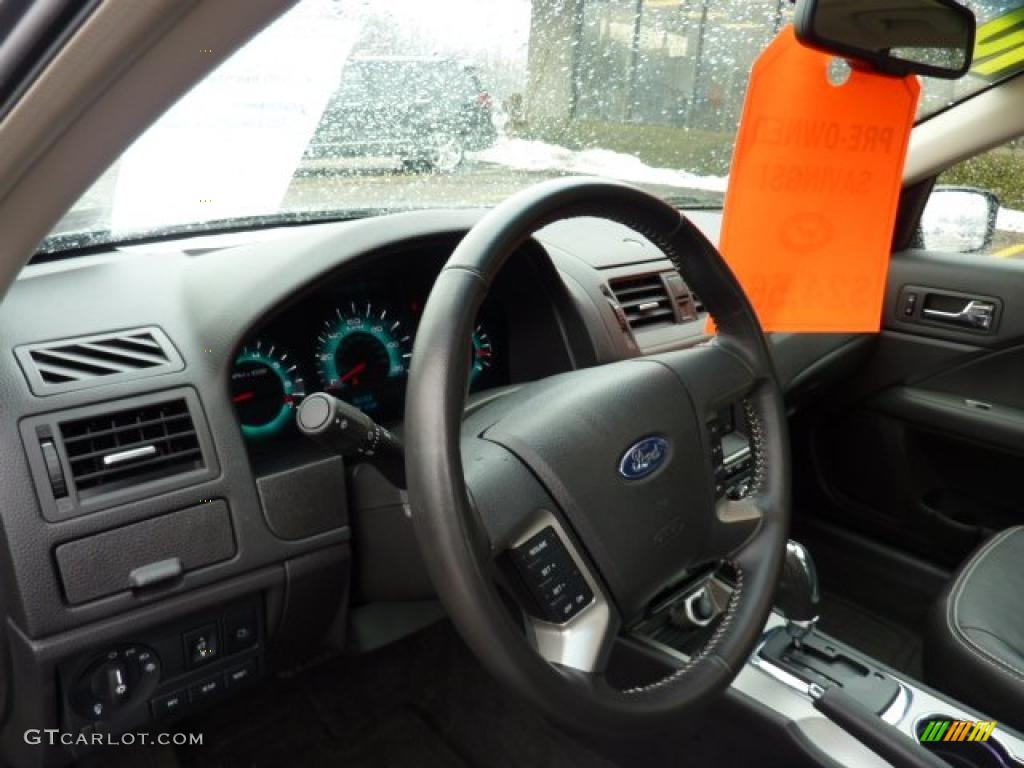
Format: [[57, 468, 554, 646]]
[[926, 526, 1024, 732]]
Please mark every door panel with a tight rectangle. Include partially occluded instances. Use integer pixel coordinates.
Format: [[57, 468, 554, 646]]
[[806, 249, 1024, 569], [884, 251, 1024, 345]]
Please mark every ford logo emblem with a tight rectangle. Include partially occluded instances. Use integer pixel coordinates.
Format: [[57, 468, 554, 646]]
[[618, 436, 670, 480]]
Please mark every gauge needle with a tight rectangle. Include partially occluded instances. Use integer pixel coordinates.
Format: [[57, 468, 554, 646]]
[[340, 361, 367, 383], [233, 391, 256, 403]]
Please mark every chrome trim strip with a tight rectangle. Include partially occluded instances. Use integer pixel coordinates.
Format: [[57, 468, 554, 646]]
[[102, 444, 158, 466], [682, 588, 715, 627], [722, 445, 751, 466]]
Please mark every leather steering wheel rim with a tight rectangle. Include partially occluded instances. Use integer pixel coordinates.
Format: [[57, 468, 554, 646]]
[[405, 177, 791, 732]]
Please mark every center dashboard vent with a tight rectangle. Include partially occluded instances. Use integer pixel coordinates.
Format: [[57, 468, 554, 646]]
[[609, 269, 704, 331], [15, 327, 183, 396], [22, 390, 218, 522], [609, 273, 676, 329]]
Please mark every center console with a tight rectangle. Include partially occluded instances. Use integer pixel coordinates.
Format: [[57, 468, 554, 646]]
[[625, 541, 1024, 768]]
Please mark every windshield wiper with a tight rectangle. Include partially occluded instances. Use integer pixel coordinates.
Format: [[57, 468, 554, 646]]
[[659, 192, 723, 210]]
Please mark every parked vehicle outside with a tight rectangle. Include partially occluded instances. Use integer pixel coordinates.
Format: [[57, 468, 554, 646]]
[[302, 56, 497, 173]]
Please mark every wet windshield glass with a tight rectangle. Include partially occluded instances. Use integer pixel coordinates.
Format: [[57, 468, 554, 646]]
[[40, 0, 1024, 254]]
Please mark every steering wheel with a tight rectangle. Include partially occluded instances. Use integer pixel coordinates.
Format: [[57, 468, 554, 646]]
[[405, 177, 790, 732]]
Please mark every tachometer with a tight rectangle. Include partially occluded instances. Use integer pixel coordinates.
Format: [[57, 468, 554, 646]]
[[231, 341, 306, 439], [317, 302, 411, 414], [470, 324, 495, 385]]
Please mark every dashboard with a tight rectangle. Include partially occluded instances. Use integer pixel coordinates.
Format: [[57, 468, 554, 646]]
[[0, 209, 869, 768]]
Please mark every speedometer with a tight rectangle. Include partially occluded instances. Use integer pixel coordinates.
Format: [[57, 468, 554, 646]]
[[317, 302, 411, 415], [231, 341, 306, 439]]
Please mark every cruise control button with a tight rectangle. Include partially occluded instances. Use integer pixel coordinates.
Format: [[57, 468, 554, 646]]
[[511, 526, 594, 624]]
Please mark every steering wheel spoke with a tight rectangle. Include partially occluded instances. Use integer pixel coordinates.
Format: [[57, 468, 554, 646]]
[[506, 512, 619, 673], [705, 496, 764, 563], [651, 341, 759, 419], [460, 427, 620, 673]]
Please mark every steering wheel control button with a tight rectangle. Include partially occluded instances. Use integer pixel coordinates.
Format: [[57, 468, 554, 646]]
[[511, 527, 594, 624], [184, 624, 220, 668], [708, 413, 755, 500], [296, 393, 331, 431]]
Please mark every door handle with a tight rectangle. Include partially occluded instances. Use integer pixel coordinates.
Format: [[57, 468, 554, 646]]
[[921, 300, 995, 330]]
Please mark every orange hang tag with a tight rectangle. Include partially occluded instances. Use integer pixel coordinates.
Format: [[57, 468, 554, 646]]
[[718, 26, 920, 333]]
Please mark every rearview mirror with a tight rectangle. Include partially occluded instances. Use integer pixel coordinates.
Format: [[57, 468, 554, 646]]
[[795, 0, 975, 79], [919, 187, 1000, 253]]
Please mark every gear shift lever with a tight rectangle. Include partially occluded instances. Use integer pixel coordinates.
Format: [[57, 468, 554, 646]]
[[761, 541, 902, 716], [776, 540, 820, 647]]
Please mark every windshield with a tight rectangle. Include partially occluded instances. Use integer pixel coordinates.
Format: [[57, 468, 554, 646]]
[[40, 0, 1024, 254]]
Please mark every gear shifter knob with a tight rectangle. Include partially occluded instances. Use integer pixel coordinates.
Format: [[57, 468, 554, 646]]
[[777, 540, 820, 646]]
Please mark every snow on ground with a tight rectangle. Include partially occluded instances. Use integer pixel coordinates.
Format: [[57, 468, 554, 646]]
[[472, 137, 728, 194], [998, 206, 1024, 234], [475, 137, 1024, 234]]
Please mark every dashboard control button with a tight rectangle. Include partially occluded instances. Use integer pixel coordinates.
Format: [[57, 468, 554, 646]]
[[92, 660, 131, 705], [151, 690, 188, 718], [224, 660, 257, 689], [40, 437, 68, 498], [902, 292, 918, 317], [71, 645, 161, 723], [224, 610, 259, 654], [184, 624, 219, 668], [188, 676, 222, 703]]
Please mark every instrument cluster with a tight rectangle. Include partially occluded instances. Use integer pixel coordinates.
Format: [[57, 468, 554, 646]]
[[230, 276, 505, 442]]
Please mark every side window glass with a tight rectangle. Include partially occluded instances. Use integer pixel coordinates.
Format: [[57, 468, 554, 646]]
[[920, 139, 1024, 257]]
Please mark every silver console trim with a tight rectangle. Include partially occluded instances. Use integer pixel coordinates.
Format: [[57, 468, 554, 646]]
[[881, 683, 912, 726], [893, 676, 1024, 763], [744, 614, 1024, 765], [747, 633, 913, 725], [748, 635, 819, 697]]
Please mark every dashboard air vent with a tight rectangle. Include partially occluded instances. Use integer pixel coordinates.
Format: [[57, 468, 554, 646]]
[[609, 273, 675, 329], [16, 327, 182, 396], [58, 398, 204, 498]]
